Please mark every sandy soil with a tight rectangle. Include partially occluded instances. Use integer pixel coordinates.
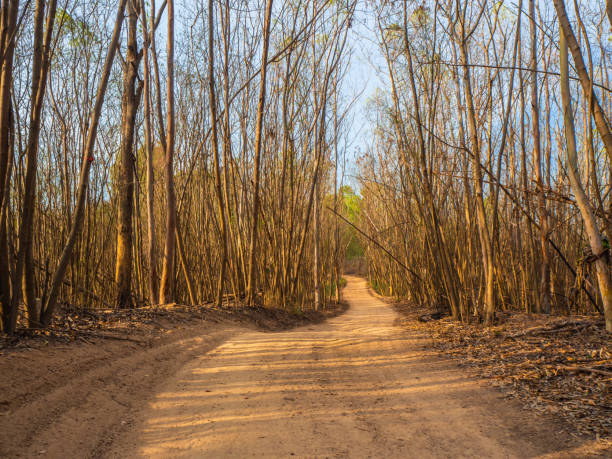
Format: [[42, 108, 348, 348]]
[[2, 276, 608, 458], [0, 320, 242, 458], [100, 276, 606, 458], [0, 297, 344, 459]]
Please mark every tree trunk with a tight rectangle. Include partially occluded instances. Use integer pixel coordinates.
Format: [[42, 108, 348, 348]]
[[14, 0, 58, 328], [313, 179, 321, 310], [458, 29, 495, 324], [208, 0, 229, 307], [246, 0, 274, 306], [115, 0, 143, 309], [529, 0, 551, 314], [141, 0, 158, 305], [40, 0, 129, 327], [0, 0, 19, 332], [553, 0, 612, 162], [159, 0, 177, 304], [560, 26, 612, 333]]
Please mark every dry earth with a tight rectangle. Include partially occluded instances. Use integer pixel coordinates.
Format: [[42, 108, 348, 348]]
[[2, 276, 610, 458]]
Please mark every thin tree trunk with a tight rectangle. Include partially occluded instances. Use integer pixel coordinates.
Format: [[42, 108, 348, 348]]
[[312, 4, 321, 311], [208, 0, 228, 307], [560, 27, 612, 333], [246, 0, 274, 306], [529, 0, 551, 313], [141, 0, 158, 305], [40, 0, 129, 327], [175, 223, 196, 305], [553, 0, 612, 161], [115, 0, 143, 309], [457, 18, 495, 324], [14, 0, 57, 328], [159, 0, 177, 304]]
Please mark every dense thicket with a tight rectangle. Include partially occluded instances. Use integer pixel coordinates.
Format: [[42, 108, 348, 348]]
[[2, 0, 611, 336], [360, 0, 612, 331], [0, 0, 358, 333]]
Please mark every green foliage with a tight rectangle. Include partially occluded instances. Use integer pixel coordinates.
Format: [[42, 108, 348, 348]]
[[341, 185, 360, 222], [369, 277, 388, 296], [56, 8, 98, 49], [323, 277, 347, 297], [323, 185, 364, 260], [316, 33, 330, 46], [409, 5, 430, 28], [340, 186, 364, 259]]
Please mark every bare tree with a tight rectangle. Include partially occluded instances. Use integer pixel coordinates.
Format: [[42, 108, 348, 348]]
[[246, 0, 274, 306], [159, 0, 177, 304], [115, 0, 144, 309], [40, 0, 129, 327]]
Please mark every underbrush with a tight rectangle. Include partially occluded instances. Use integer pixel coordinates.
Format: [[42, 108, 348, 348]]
[[0, 300, 349, 352], [394, 300, 611, 440]]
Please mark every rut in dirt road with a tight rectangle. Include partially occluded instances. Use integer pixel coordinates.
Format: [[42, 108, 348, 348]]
[[108, 276, 581, 458]]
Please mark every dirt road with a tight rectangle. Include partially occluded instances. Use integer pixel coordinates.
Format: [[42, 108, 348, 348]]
[[105, 276, 600, 458]]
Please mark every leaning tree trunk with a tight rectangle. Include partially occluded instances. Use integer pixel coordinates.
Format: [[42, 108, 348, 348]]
[[560, 27, 612, 333], [553, 0, 612, 162], [40, 0, 129, 327]]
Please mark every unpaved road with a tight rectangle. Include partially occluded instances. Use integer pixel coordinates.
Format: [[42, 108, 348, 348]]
[[104, 276, 605, 458]]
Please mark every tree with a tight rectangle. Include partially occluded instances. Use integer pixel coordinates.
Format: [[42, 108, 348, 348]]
[[208, 0, 229, 307], [0, 0, 19, 332], [41, 0, 130, 327], [246, 0, 274, 306], [159, 0, 177, 304], [115, 0, 144, 309], [560, 26, 612, 332]]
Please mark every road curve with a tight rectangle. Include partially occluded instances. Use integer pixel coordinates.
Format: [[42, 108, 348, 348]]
[[107, 276, 578, 458]]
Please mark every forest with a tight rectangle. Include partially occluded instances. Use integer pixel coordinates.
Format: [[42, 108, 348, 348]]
[[0, 0, 611, 457], [0, 0, 610, 332], [0, 0, 358, 334], [362, 0, 612, 332]]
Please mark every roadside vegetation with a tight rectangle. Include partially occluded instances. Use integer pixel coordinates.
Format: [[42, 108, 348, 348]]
[[0, 0, 360, 336]]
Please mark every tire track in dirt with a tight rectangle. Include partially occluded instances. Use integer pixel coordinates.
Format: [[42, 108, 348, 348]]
[[104, 276, 602, 458], [0, 324, 239, 458]]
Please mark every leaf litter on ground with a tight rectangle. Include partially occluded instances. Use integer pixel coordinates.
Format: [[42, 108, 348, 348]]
[[0, 300, 348, 353], [393, 301, 611, 440]]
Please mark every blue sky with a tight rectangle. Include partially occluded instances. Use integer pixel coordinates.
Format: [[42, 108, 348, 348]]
[[338, 3, 385, 189]]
